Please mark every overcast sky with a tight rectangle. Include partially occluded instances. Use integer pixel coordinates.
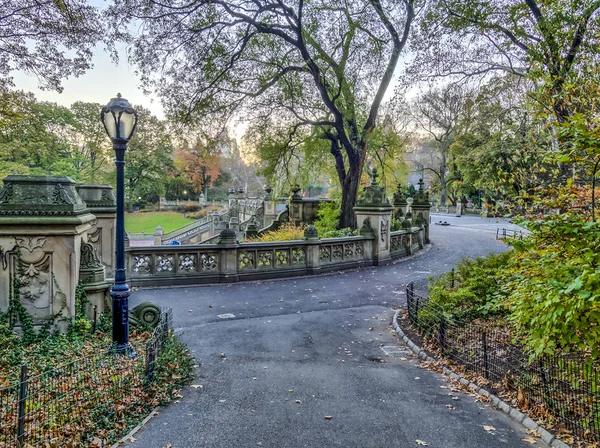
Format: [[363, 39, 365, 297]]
[[12, 41, 166, 119]]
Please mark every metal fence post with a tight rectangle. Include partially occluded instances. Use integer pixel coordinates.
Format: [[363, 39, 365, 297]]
[[145, 342, 156, 382], [438, 317, 446, 352], [451, 269, 455, 288], [92, 305, 97, 334], [482, 331, 489, 379], [17, 364, 28, 443]]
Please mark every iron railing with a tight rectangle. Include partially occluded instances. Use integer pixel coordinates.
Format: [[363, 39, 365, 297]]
[[405, 283, 599, 442], [0, 309, 173, 447]]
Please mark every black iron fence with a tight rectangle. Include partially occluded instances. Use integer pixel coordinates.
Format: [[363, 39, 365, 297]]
[[406, 283, 600, 442], [0, 308, 173, 447]]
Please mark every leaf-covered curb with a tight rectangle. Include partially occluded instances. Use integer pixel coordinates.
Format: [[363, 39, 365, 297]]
[[392, 310, 570, 448]]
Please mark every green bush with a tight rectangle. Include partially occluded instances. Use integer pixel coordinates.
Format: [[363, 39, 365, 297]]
[[502, 215, 600, 359], [429, 214, 600, 360], [251, 222, 307, 241], [313, 200, 340, 235], [177, 201, 203, 213], [321, 228, 355, 238]]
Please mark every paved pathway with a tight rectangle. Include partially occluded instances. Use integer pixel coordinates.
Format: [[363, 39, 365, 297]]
[[125, 215, 544, 448]]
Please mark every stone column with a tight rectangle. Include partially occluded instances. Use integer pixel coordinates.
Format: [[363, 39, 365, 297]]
[[353, 168, 393, 266], [263, 185, 278, 228], [0, 176, 97, 332], [76, 184, 116, 277], [410, 178, 432, 244], [289, 184, 303, 225], [393, 184, 408, 219], [303, 225, 320, 274], [153, 226, 164, 245], [217, 225, 239, 282]]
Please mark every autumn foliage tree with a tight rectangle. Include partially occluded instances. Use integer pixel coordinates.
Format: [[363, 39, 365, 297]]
[[174, 138, 221, 198]]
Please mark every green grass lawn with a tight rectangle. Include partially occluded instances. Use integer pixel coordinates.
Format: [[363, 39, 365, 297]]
[[125, 211, 195, 234]]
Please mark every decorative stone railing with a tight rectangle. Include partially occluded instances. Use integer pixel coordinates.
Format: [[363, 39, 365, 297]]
[[162, 216, 213, 244], [390, 228, 423, 258], [125, 227, 424, 287]]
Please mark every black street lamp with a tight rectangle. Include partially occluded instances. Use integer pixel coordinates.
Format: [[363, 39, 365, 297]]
[[100, 93, 138, 355]]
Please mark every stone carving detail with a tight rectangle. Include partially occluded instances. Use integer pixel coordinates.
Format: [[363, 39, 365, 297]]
[[258, 251, 272, 267], [332, 245, 343, 260], [200, 253, 218, 271], [391, 234, 403, 252], [88, 228, 101, 244], [0, 183, 13, 204], [356, 168, 390, 206], [133, 255, 151, 274], [344, 243, 354, 259], [239, 251, 254, 269], [381, 218, 389, 249], [355, 242, 364, 256], [179, 254, 196, 272], [51, 184, 74, 204], [157, 254, 174, 272], [15, 236, 46, 253], [275, 250, 288, 266], [101, 189, 116, 202], [17, 254, 53, 320], [80, 241, 102, 269], [359, 217, 374, 237], [291, 247, 305, 264], [319, 246, 331, 261]]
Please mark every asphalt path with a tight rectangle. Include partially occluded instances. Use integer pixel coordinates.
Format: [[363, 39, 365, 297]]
[[125, 215, 545, 448]]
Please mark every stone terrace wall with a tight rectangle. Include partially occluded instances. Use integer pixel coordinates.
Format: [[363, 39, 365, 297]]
[[126, 227, 423, 287]]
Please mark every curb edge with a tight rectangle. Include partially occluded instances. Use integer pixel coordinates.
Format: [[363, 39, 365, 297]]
[[392, 310, 570, 448]]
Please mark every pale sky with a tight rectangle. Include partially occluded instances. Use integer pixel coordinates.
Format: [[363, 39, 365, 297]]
[[11, 31, 407, 139], [12, 43, 166, 119]]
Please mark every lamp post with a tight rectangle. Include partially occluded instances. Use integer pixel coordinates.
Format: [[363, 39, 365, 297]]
[[100, 93, 138, 355]]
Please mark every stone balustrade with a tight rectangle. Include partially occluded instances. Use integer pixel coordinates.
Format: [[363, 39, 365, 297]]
[[125, 227, 423, 287]]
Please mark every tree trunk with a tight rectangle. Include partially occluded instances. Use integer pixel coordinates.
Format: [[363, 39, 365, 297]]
[[339, 169, 361, 229], [440, 145, 447, 206]]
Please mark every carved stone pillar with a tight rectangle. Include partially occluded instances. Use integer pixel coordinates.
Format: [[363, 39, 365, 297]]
[[410, 178, 432, 244], [0, 175, 96, 332], [353, 168, 393, 266], [76, 184, 116, 277]]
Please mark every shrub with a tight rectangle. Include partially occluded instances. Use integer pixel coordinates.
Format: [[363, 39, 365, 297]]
[[313, 200, 340, 235], [321, 228, 355, 238], [391, 218, 403, 231], [427, 251, 511, 321], [252, 222, 307, 242], [502, 215, 600, 358], [177, 201, 203, 213], [186, 209, 208, 219]]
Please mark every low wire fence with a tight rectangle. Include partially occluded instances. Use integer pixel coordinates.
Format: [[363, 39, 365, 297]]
[[405, 283, 600, 442], [0, 308, 173, 447], [496, 227, 525, 240]]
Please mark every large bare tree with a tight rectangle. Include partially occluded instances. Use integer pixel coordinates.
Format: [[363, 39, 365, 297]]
[[107, 0, 416, 228]]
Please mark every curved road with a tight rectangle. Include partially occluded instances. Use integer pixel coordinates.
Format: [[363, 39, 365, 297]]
[[126, 215, 544, 448]]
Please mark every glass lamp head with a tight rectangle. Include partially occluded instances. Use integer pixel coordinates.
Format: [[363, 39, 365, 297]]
[[101, 93, 138, 141]]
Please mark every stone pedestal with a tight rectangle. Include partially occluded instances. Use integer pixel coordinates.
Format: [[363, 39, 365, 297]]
[[154, 226, 164, 245], [411, 179, 432, 244], [393, 184, 408, 219], [353, 168, 393, 265], [0, 176, 97, 332]]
